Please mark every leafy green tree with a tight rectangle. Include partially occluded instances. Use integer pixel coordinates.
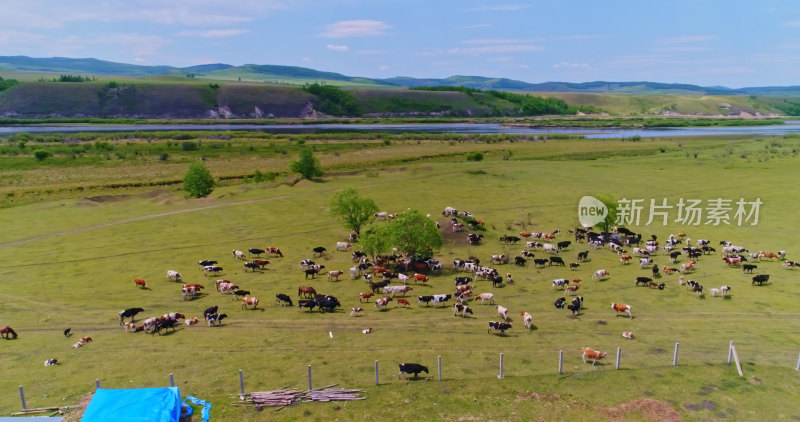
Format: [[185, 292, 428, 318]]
[[596, 195, 618, 232], [330, 188, 379, 236], [382, 209, 442, 259], [183, 162, 215, 198], [360, 226, 392, 259], [290, 147, 323, 180]]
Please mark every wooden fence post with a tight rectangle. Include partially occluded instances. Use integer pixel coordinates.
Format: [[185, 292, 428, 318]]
[[673, 343, 679, 366], [727, 341, 734, 365], [558, 350, 563, 374], [730, 344, 744, 377]]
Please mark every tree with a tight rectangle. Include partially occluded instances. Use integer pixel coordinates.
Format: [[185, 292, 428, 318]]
[[596, 195, 618, 232], [183, 162, 214, 198], [330, 188, 379, 236], [360, 226, 392, 259], [290, 147, 323, 180], [382, 209, 442, 259]]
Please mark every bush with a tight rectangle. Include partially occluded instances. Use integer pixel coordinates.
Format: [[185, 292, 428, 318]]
[[182, 141, 199, 151], [183, 162, 215, 198], [466, 152, 484, 162], [33, 149, 51, 161]]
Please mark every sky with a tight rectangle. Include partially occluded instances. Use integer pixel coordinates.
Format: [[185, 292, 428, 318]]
[[1, 0, 800, 88]]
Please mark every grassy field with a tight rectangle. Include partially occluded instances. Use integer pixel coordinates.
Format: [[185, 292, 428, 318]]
[[1, 134, 800, 421]]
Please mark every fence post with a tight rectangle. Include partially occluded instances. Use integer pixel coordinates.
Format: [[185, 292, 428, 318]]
[[375, 360, 379, 386], [308, 365, 312, 390], [95, 379, 100, 389], [238, 369, 245, 398], [796, 351, 800, 371], [615, 347, 621, 369], [438, 355, 442, 381], [730, 344, 744, 377], [498, 353, 504, 379], [673, 343, 679, 366], [727, 341, 734, 365], [19, 386, 26, 410], [169, 373, 174, 387], [558, 350, 563, 374]]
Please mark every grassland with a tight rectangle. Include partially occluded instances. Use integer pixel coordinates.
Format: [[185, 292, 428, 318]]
[[2, 133, 800, 421]]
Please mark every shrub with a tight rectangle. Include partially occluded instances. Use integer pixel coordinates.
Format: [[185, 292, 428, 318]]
[[182, 141, 199, 151], [183, 162, 215, 198], [466, 152, 484, 162], [33, 149, 51, 161]]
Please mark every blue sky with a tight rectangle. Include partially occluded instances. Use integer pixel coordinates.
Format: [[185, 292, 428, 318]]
[[2, 0, 799, 87]]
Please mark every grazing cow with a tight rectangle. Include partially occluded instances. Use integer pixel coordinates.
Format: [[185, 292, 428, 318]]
[[73, 336, 93, 348], [327, 270, 344, 281], [297, 299, 317, 312], [241, 297, 259, 310], [567, 297, 582, 315], [396, 298, 411, 308], [232, 250, 247, 260], [432, 294, 452, 307], [397, 273, 411, 284], [398, 363, 429, 379], [413, 273, 429, 283], [207, 313, 227, 326], [453, 303, 474, 317], [359, 292, 374, 303], [203, 306, 219, 320], [639, 258, 652, 268], [743, 264, 758, 273], [581, 347, 608, 365], [119, 307, 144, 325], [515, 256, 527, 267], [592, 269, 610, 280], [313, 295, 341, 313], [543, 243, 558, 253], [577, 251, 589, 262], [520, 250, 535, 258], [243, 262, 261, 272], [721, 285, 731, 296], [312, 246, 327, 257], [552, 278, 569, 289], [182, 285, 197, 300], [723, 256, 743, 267], [488, 321, 512, 334], [474, 293, 495, 304], [554, 297, 567, 309], [203, 266, 223, 276], [455, 276, 473, 286], [233, 290, 251, 300], [662, 266, 679, 275], [752, 274, 770, 285], [569, 262, 580, 270], [276, 294, 293, 307], [369, 280, 390, 293], [619, 254, 633, 265], [679, 261, 696, 272], [217, 282, 239, 294], [134, 278, 147, 288], [253, 260, 271, 270], [248, 248, 265, 257], [167, 270, 182, 282], [557, 240, 572, 251], [635, 276, 652, 286], [611, 303, 632, 318], [549, 256, 565, 266], [521, 311, 533, 330], [305, 269, 319, 279], [784, 261, 798, 269], [383, 285, 413, 297], [649, 281, 665, 290], [266, 247, 284, 257], [669, 251, 682, 263], [44, 359, 58, 366], [533, 258, 548, 267], [198, 260, 217, 270], [417, 295, 434, 306], [350, 307, 365, 317], [491, 254, 508, 265], [496, 305, 509, 321], [565, 285, 580, 295], [622, 331, 634, 339]]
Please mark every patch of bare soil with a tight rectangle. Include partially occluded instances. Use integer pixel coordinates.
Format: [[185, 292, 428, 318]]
[[595, 398, 682, 422], [61, 392, 93, 422]]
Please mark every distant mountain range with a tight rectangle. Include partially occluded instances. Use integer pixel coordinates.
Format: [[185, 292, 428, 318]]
[[2, 55, 800, 96]]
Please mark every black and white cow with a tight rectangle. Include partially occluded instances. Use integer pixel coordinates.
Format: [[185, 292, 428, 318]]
[[488, 321, 512, 334], [207, 313, 227, 326], [431, 294, 452, 307], [275, 293, 293, 306], [118, 307, 144, 325]]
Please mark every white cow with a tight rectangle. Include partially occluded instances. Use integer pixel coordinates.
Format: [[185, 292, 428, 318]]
[[496, 305, 509, 321], [397, 273, 411, 284], [336, 242, 352, 250], [167, 270, 182, 281], [521, 311, 533, 330]]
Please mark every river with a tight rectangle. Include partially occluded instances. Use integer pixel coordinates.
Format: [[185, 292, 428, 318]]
[[1, 122, 799, 138]]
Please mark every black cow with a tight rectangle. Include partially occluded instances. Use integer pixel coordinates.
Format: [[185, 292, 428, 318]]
[[312, 246, 327, 257], [315, 295, 341, 313], [275, 293, 293, 306], [203, 306, 218, 320], [468, 233, 483, 245], [488, 321, 512, 334], [204, 266, 223, 276], [557, 241, 571, 251], [549, 256, 565, 266], [669, 251, 682, 262], [635, 276, 652, 286], [369, 280, 390, 293], [491, 275, 504, 288], [207, 313, 227, 326], [418, 295, 434, 306], [455, 276, 472, 286], [652, 265, 660, 277], [198, 260, 217, 267], [305, 269, 319, 279], [243, 262, 260, 272], [500, 235, 521, 244], [119, 307, 144, 325], [298, 300, 317, 312], [567, 302, 581, 315], [534, 259, 548, 267], [233, 290, 251, 300], [154, 318, 179, 335], [398, 363, 429, 379], [743, 264, 757, 273], [577, 251, 589, 261], [514, 256, 527, 266], [752, 274, 770, 285], [248, 248, 265, 256], [702, 246, 716, 254], [554, 297, 566, 309]]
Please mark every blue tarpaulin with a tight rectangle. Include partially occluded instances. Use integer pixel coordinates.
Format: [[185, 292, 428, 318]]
[[81, 387, 181, 422]]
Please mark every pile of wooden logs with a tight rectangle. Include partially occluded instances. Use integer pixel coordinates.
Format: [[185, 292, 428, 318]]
[[248, 384, 364, 410]]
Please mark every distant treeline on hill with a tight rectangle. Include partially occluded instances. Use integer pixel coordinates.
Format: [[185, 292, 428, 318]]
[[411, 85, 599, 116]]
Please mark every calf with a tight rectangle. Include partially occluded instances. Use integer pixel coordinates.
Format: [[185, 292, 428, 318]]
[[488, 321, 512, 334], [577, 250, 589, 261], [611, 303, 632, 318], [275, 293, 293, 307], [396, 298, 411, 308], [581, 347, 608, 365], [207, 313, 227, 326], [565, 285, 580, 295], [134, 278, 147, 288], [327, 270, 344, 281], [453, 303, 474, 317], [359, 292, 374, 302], [167, 270, 182, 281], [398, 363, 428, 379], [521, 311, 533, 330], [375, 297, 393, 309], [350, 307, 364, 317], [474, 293, 495, 304], [554, 297, 567, 309], [496, 305, 509, 321], [743, 264, 758, 273]]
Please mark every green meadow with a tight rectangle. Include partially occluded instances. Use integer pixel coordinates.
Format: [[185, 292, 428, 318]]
[[2, 133, 800, 421]]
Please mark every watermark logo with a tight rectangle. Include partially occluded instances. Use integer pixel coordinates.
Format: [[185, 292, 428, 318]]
[[578, 195, 607, 227], [616, 197, 762, 226]]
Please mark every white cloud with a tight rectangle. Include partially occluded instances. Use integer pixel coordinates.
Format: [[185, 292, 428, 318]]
[[465, 4, 529, 12], [378, 64, 389, 71], [553, 62, 589, 69], [177, 29, 250, 38], [327, 44, 350, 52], [321, 20, 391, 38], [449, 44, 542, 55]]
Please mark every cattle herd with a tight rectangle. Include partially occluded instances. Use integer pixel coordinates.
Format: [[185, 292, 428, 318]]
[[35, 205, 787, 381]]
